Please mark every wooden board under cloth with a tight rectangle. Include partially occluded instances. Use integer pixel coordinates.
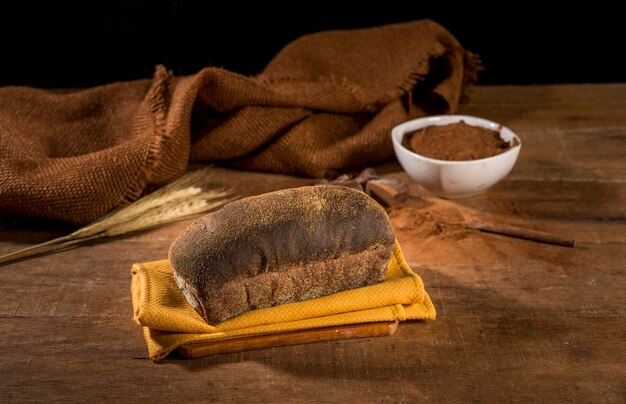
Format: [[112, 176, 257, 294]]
[[178, 321, 398, 358]]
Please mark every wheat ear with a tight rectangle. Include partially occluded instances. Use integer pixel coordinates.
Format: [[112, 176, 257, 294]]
[[0, 167, 236, 266]]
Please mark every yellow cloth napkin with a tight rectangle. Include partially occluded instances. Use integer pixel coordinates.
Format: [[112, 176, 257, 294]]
[[131, 242, 436, 360]]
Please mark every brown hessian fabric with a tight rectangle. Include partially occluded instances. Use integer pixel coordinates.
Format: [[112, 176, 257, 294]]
[[0, 20, 479, 225]]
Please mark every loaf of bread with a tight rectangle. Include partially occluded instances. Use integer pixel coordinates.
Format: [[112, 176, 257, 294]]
[[168, 185, 395, 325]]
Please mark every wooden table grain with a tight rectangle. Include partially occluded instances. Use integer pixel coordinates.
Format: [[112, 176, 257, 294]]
[[1, 84, 624, 402]]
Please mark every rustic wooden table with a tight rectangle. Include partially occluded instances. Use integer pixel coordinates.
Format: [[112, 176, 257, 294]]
[[1, 84, 624, 402]]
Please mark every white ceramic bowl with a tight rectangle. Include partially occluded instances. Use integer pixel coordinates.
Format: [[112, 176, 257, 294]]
[[391, 115, 521, 198]]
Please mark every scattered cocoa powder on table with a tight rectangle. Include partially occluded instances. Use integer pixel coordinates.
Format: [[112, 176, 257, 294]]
[[402, 120, 515, 161], [387, 194, 574, 270]]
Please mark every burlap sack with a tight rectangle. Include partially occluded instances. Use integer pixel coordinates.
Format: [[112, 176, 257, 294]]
[[0, 20, 478, 224]]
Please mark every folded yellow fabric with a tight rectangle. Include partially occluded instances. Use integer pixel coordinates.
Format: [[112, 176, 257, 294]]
[[131, 242, 435, 360]]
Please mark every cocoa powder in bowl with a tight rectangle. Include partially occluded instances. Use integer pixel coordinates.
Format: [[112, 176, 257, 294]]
[[401, 120, 517, 161]]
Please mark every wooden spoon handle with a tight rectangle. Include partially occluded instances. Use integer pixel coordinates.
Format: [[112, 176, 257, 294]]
[[469, 222, 575, 247]]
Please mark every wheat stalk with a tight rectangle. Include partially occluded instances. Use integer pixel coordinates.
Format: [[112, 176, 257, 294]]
[[0, 167, 236, 266]]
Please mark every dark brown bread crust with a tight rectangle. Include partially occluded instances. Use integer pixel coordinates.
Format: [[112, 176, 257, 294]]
[[169, 185, 395, 324]]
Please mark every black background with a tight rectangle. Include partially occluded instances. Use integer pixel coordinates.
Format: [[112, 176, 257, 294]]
[[1, 1, 624, 88]]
